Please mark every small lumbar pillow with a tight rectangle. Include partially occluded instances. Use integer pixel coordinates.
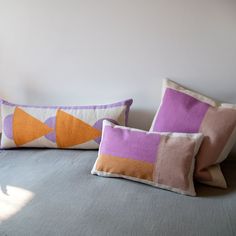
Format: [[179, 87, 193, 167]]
[[0, 99, 133, 149], [150, 79, 236, 188], [92, 121, 203, 196]]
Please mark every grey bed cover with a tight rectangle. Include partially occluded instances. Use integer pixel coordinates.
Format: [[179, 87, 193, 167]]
[[0, 149, 235, 236]]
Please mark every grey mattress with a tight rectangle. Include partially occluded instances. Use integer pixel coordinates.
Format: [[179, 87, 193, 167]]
[[0, 149, 236, 236]]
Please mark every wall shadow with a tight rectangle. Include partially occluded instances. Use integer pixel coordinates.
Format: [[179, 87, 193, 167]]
[[128, 108, 156, 131]]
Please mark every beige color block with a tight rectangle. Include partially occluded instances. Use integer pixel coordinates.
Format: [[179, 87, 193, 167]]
[[196, 107, 236, 184], [153, 136, 195, 191]]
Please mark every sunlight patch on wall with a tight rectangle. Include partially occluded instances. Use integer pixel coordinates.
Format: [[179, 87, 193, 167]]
[[0, 186, 34, 222]]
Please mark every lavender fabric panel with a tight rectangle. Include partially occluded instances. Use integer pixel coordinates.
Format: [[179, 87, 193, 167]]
[[100, 126, 160, 163], [1, 99, 133, 111], [3, 114, 13, 139], [153, 88, 210, 132]]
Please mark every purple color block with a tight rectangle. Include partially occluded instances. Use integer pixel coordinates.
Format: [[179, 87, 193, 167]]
[[3, 114, 13, 139], [44, 116, 56, 142], [100, 126, 161, 163], [153, 88, 210, 133], [93, 118, 119, 144]]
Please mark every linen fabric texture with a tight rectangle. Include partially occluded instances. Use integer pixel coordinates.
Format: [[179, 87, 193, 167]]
[[151, 79, 236, 188], [92, 121, 203, 196], [0, 99, 133, 149]]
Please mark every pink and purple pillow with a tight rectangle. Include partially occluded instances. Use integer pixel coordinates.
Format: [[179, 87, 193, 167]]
[[0, 99, 133, 149], [92, 121, 203, 196], [151, 79, 236, 188]]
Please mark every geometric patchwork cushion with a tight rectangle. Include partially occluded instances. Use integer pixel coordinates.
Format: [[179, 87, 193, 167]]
[[91, 121, 203, 196], [150, 79, 236, 188], [0, 99, 133, 149]]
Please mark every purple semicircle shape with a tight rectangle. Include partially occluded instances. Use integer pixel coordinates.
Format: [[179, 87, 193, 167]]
[[93, 118, 119, 144], [44, 116, 56, 143], [4, 114, 13, 139]]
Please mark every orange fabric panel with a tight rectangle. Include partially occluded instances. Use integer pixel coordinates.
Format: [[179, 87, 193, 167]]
[[13, 107, 53, 146], [56, 110, 101, 148], [96, 154, 154, 181]]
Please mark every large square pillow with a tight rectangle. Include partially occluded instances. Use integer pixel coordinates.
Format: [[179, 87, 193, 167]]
[[151, 79, 236, 188], [0, 99, 132, 149], [92, 121, 203, 196]]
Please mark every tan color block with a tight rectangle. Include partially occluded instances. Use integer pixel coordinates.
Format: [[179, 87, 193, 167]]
[[154, 136, 195, 191], [196, 107, 236, 182]]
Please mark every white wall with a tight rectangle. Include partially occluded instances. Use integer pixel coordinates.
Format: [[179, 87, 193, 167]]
[[0, 0, 236, 155]]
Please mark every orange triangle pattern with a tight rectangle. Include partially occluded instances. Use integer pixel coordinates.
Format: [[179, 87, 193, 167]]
[[56, 110, 101, 148], [13, 107, 53, 146]]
